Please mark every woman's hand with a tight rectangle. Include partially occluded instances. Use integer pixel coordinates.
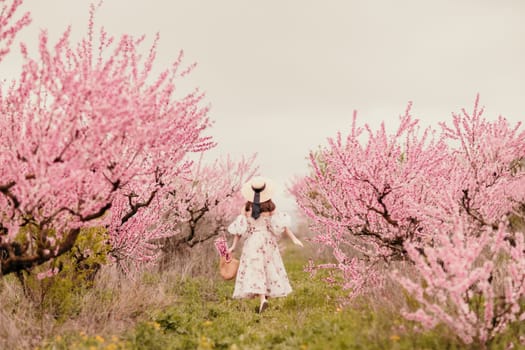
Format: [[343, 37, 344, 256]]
[[292, 237, 304, 247]]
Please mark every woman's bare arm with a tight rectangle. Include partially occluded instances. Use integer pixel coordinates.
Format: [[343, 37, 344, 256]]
[[284, 227, 304, 247], [228, 235, 240, 253]]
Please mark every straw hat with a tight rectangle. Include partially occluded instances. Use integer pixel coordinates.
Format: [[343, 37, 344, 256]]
[[241, 176, 275, 203]]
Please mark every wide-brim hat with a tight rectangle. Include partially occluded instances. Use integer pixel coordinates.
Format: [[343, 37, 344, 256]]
[[241, 176, 275, 203]]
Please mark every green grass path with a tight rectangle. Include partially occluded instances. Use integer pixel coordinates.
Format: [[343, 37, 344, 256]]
[[125, 245, 458, 350], [43, 243, 523, 350]]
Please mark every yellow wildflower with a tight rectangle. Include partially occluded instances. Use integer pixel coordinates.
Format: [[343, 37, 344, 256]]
[[199, 335, 213, 349], [390, 334, 401, 341], [95, 335, 105, 343]]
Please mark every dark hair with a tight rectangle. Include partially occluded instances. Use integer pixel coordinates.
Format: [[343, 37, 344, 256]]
[[245, 199, 276, 214]]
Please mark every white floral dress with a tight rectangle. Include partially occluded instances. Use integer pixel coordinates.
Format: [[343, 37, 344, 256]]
[[227, 212, 292, 299]]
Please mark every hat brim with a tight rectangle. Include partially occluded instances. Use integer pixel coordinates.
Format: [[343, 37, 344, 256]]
[[241, 177, 275, 202]]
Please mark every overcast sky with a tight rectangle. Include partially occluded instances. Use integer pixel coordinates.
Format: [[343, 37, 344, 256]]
[[4, 0, 525, 212]]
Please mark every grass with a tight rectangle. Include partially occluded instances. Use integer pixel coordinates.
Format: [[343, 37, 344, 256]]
[[2, 241, 525, 349]]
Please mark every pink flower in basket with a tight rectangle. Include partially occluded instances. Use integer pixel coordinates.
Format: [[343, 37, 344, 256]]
[[214, 236, 232, 261]]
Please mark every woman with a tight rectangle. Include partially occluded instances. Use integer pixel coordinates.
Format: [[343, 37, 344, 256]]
[[227, 176, 303, 313]]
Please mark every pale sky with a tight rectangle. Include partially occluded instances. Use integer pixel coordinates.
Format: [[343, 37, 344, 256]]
[[3, 0, 525, 212]]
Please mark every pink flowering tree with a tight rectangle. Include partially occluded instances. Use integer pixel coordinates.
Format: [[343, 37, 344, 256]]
[[105, 162, 194, 274], [0, 0, 31, 61], [293, 96, 525, 345], [398, 97, 525, 346], [292, 103, 450, 296], [108, 154, 258, 273], [0, 3, 213, 276], [164, 154, 258, 250]]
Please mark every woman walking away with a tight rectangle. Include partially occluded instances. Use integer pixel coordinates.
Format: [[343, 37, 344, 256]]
[[227, 176, 304, 313]]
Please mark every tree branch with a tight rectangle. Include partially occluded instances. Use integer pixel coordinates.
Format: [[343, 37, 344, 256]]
[[0, 181, 20, 209], [121, 189, 158, 225], [1, 228, 80, 275]]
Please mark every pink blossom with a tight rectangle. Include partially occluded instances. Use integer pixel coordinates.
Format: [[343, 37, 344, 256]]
[[292, 96, 525, 345], [36, 267, 59, 280], [107, 154, 257, 272], [0, 0, 31, 62], [0, 2, 213, 275]]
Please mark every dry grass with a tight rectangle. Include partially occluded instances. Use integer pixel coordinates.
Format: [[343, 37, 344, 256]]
[[0, 264, 179, 349], [61, 265, 175, 334], [0, 279, 36, 349], [159, 239, 220, 277]]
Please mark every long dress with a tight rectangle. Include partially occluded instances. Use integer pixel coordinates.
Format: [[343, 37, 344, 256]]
[[227, 212, 292, 299]]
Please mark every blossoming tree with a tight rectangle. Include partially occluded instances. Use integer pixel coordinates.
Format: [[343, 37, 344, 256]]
[[399, 97, 525, 346], [0, 2, 213, 276], [293, 96, 525, 345], [168, 154, 258, 244], [108, 154, 258, 272], [291, 103, 450, 295]]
